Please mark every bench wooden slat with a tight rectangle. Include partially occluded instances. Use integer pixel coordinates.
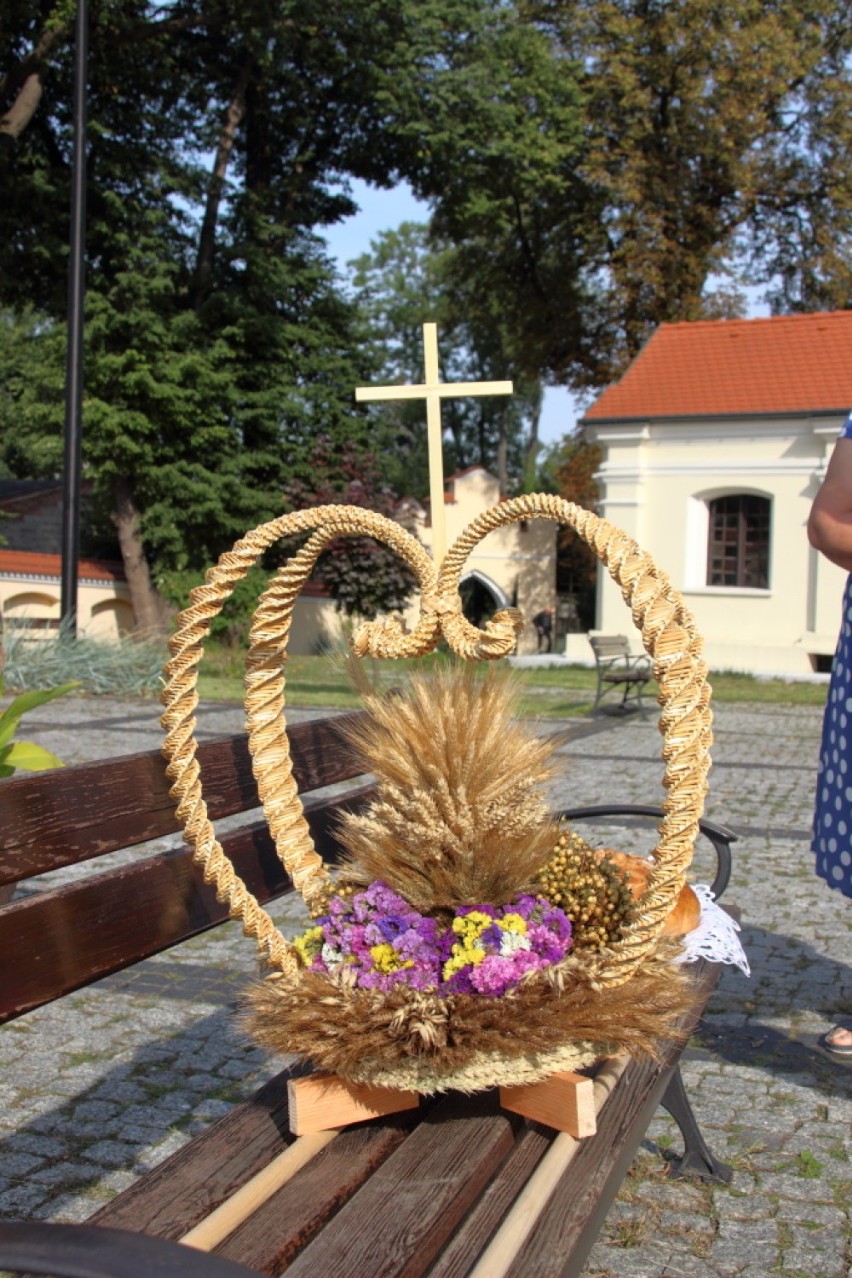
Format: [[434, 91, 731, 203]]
[[424, 1122, 553, 1278], [283, 1094, 520, 1278], [511, 962, 718, 1278], [0, 785, 374, 1023], [213, 1116, 419, 1272], [0, 713, 368, 884], [589, 636, 631, 659]]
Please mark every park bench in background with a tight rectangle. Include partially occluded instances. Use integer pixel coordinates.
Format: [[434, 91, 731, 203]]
[[0, 716, 736, 1277], [589, 633, 653, 712]]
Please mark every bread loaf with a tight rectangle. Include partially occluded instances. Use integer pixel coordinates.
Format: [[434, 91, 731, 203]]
[[596, 850, 701, 936]]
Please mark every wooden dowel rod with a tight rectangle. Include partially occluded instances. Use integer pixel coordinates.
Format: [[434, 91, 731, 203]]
[[467, 1057, 629, 1278], [179, 1130, 337, 1252]]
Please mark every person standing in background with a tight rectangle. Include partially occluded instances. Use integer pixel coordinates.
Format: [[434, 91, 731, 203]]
[[532, 608, 553, 653], [807, 410, 852, 1058]]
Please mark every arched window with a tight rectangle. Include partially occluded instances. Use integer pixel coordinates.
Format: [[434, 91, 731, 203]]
[[706, 495, 770, 588], [459, 571, 509, 628]]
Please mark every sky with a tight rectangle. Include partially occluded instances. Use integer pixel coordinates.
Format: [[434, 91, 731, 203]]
[[322, 178, 579, 448]]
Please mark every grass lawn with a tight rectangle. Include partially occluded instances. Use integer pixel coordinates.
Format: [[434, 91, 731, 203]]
[[197, 649, 828, 717]]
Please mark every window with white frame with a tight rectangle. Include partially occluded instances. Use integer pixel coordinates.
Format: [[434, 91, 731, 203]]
[[706, 494, 771, 588]]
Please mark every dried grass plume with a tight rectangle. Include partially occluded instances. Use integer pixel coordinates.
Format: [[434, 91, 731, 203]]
[[337, 660, 560, 914]]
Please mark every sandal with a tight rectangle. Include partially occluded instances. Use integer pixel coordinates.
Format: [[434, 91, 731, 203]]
[[818, 1026, 852, 1057]]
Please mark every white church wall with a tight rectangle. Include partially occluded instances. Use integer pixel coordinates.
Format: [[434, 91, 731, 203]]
[[588, 412, 848, 675]]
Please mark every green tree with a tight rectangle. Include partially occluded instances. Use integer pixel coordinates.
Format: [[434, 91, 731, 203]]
[[410, 0, 851, 389], [542, 0, 852, 368], [0, 309, 66, 479], [282, 436, 420, 620], [396, 5, 595, 394], [0, 1, 408, 627], [551, 431, 601, 629]]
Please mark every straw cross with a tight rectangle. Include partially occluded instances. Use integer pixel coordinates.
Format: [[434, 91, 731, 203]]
[[355, 323, 513, 567]]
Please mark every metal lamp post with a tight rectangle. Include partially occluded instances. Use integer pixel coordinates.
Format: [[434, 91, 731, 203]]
[[60, 0, 88, 634]]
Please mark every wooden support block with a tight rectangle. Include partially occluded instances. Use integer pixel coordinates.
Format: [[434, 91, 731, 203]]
[[499, 1071, 596, 1138], [288, 1073, 420, 1135]]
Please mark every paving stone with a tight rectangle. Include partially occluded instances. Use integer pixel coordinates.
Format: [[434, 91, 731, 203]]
[[786, 1220, 848, 1258], [781, 1244, 847, 1278], [82, 1140, 142, 1169], [0, 1182, 51, 1215], [115, 1103, 185, 1131], [711, 1232, 780, 1275], [92, 1080, 148, 1104], [191, 1098, 235, 1121], [658, 1209, 715, 1235], [631, 1181, 708, 1212], [30, 1161, 104, 1187], [96, 1169, 140, 1194], [715, 1190, 775, 1221], [584, 1241, 684, 1277], [37, 1193, 104, 1223], [776, 1201, 846, 1228], [134, 1129, 191, 1169], [757, 1170, 841, 1201], [5, 1132, 70, 1160], [717, 1217, 779, 1249], [0, 1151, 47, 1177], [2, 696, 850, 1278], [71, 1100, 122, 1123]]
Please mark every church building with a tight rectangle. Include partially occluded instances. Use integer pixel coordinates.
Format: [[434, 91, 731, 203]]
[[566, 311, 852, 676]]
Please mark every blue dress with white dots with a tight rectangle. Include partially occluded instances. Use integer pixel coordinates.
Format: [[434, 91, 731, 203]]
[[812, 418, 852, 899]]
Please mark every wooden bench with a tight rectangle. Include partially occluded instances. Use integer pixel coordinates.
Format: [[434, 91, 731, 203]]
[[589, 634, 653, 712], [0, 714, 736, 1277]]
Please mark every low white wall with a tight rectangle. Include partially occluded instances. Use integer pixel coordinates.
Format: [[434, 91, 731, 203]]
[[0, 579, 134, 640]]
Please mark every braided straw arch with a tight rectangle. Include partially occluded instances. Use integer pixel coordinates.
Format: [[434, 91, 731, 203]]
[[161, 505, 437, 975], [161, 494, 711, 993], [436, 493, 713, 989]]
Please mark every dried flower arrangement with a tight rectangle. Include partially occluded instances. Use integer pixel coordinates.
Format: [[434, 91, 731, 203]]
[[161, 493, 712, 1096], [243, 665, 700, 1093]]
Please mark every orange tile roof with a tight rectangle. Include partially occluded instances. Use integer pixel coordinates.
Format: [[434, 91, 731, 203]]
[[583, 312, 852, 421], [0, 550, 126, 581]]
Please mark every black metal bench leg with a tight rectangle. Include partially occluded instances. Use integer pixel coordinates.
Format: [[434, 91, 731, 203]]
[[659, 1065, 733, 1183]]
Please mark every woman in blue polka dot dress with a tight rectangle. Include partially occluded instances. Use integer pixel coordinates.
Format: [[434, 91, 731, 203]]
[[808, 410, 852, 1057]]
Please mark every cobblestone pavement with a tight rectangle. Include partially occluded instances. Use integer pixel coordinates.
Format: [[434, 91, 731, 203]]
[[1, 692, 850, 1278]]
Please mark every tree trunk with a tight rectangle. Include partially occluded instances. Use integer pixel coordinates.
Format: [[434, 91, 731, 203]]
[[524, 386, 542, 485], [192, 55, 252, 307], [111, 476, 169, 637], [0, 26, 67, 143], [496, 409, 509, 495]]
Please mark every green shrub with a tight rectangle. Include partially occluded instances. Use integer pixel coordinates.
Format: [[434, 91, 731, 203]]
[[2, 621, 166, 697], [157, 566, 272, 647]]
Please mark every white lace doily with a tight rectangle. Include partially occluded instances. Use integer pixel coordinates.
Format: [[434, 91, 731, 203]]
[[676, 884, 750, 975]]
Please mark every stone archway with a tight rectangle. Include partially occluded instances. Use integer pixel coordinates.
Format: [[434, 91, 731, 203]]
[[459, 571, 510, 629]]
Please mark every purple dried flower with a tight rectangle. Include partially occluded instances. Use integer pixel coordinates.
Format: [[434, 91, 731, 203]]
[[293, 885, 572, 998]]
